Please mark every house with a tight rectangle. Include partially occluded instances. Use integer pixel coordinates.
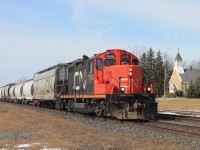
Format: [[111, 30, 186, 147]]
[[169, 52, 200, 96]]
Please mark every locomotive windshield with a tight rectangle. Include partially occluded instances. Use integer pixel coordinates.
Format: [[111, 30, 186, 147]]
[[132, 59, 139, 65], [104, 59, 116, 66], [121, 59, 130, 65]]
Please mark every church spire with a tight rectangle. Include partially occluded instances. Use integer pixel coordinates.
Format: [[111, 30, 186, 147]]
[[174, 50, 184, 74], [174, 49, 182, 61]]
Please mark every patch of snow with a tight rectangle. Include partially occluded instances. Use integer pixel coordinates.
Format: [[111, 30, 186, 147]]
[[15, 143, 40, 148], [40, 147, 62, 150], [16, 144, 31, 148], [158, 111, 176, 115]]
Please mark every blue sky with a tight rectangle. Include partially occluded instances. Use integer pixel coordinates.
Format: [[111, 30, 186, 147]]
[[0, 0, 200, 86]]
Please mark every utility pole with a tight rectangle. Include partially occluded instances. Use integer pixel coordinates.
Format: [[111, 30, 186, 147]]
[[164, 69, 170, 100], [163, 69, 166, 99]]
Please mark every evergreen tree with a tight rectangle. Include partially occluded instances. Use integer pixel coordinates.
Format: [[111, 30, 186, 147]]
[[139, 47, 173, 97], [187, 82, 196, 98], [154, 50, 164, 96], [194, 77, 200, 98], [145, 47, 155, 83], [187, 78, 200, 98], [140, 52, 148, 84]]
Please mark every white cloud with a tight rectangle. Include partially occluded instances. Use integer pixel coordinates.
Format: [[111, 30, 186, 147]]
[[69, 0, 200, 31], [96, 28, 113, 38]]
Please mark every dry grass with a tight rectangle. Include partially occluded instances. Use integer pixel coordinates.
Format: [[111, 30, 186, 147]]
[[158, 98, 200, 111], [0, 103, 193, 150]]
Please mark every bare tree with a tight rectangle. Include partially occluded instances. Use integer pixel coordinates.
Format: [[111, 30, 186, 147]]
[[128, 45, 148, 59], [162, 50, 173, 72], [188, 60, 200, 69], [17, 76, 27, 83]]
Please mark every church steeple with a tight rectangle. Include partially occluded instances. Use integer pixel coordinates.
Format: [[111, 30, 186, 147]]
[[174, 50, 184, 74], [174, 52, 182, 61]]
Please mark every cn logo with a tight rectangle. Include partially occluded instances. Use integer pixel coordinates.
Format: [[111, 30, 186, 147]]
[[133, 78, 139, 88], [73, 71, 86, 90]]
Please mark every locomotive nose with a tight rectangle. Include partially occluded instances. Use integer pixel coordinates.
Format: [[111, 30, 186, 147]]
[[110, 65, 142, 95]]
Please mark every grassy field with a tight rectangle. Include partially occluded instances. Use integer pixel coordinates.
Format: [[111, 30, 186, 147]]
[[158, 98, 200, 111]]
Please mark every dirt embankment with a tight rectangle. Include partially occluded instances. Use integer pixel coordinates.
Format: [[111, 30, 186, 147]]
[[0, 103, 194, 150]]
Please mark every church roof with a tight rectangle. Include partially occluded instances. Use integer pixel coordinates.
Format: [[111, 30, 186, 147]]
[[178, 69, 200, 83], [179, 73, 189, 83], [174, 52, 183, 61], [184, 69, 200, 83]]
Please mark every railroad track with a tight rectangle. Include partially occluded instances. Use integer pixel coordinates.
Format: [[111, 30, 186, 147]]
[[145, 121, 200, 138], [182, 117, 200, 123], [155, 113, 200, 121], [155, 114, 181, 120]]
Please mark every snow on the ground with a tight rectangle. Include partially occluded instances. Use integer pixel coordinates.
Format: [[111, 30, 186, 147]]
[[15, 143, 40, 148], [40, 147, 61, 150]]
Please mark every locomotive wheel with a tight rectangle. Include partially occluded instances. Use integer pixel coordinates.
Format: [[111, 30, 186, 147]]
[[95, 108, 102, 117], [95, 101, 106, 117], [95, 108, 105, 117]]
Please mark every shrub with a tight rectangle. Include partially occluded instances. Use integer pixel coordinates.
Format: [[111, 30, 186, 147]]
[[186, 79, 200, 98], [166, 92, 176, 98], [175, 90, 183, 97]]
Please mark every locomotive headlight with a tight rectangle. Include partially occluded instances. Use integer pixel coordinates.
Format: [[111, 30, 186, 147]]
[[121, 87, 125, 91], [147, 87, 151, 92], [143, 88, 147, 92], [129, 72, 132, 76], [129, 68, 132, 71]]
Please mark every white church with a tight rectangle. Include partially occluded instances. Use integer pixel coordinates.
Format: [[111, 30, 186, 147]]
[[169, 52, 200, 95]]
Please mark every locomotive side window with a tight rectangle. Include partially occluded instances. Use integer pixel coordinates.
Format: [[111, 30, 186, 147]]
[[121, 59, 130, 65], [104, 59, 116, 66], [96, 58, 103, 70], [89, 61, 93, 73], [132, 59, 139, 65]]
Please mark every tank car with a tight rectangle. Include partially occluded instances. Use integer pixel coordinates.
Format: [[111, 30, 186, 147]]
[[0, 87, 2, 101], [33, 63, 69, 108], [14, 82, 24, 103], [0, 84, 14, 101], [22, 79, 34, 104], [9, 85, 16, 102]]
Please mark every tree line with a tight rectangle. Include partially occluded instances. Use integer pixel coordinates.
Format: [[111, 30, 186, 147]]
[[139, 47, 172, 97], [131, 47, 200, 98]]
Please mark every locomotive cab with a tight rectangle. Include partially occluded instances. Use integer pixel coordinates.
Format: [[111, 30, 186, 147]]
[[94, 50, 142, 95]]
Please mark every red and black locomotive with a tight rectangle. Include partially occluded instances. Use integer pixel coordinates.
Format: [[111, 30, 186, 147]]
[[58, 49, 157, 119]]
